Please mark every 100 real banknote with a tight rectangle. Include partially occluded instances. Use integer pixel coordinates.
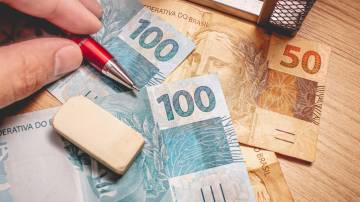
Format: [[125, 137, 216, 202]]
[[0, 75, 255, 202], [47, 0, 195, 102], [143, 0, 331, 162], [0, 0, 194, 103]]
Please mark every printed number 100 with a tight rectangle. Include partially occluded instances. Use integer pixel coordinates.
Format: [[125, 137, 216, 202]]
[[157, 86, 216, 121], [130, 19, 179, 62]]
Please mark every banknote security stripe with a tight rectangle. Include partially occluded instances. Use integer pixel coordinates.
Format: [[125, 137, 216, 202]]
[[53, 96, 145, 175]]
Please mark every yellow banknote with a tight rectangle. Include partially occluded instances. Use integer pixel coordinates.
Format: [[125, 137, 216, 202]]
[[239, 35, 331, 162], [141, 0, 330, 162], [241, 145, 294, 202]]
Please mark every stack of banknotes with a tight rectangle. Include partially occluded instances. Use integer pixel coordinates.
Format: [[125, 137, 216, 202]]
[[0, 0, 331, 201]]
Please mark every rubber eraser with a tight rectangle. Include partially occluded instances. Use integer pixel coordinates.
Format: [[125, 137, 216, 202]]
[[53, 96, 144, 175]]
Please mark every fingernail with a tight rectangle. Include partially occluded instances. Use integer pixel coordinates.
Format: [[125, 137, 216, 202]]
[[54, 45, 82, 77]]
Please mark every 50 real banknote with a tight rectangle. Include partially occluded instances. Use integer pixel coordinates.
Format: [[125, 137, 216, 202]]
[[143, 0, 331, 162], [0, 75, 255, 202]]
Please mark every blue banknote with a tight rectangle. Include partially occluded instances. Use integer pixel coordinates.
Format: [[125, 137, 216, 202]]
[[0, 108, 84, 202], [0, 75, 254, 201], [48, 0, 195, 102], [75, 75, 254, 201]]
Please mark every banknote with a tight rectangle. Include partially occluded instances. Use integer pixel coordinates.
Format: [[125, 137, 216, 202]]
[[142, 0, 331, 162], [0, 108, 83, 202], [48, 0, 195, 102], [239, 35, 330, 162], [92, 75, 255, 201], [0, 75, 255, 201], [241, 145, 294, 202], [0, 1, 195, 102]]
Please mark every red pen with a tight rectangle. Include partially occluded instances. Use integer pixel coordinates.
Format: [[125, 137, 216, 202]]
[[69, 35, 139, 91]]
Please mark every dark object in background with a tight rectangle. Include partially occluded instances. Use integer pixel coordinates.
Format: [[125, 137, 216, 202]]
[[0, 3, 62, 45], [188, 0, 316, 36], [258, 0, 317, 36]]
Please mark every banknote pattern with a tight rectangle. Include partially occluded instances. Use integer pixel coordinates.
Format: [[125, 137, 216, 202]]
[[0, 109, 85, 202], [236, 36, 330, 162], [0, 76, 255, 202], [256, 69, 319, 123], [76, 75, 255, 201], [240, 145, 294, 202], [48, 0, 195, 102], [0, 141, 10, 201], [143, 0, 330, 162]]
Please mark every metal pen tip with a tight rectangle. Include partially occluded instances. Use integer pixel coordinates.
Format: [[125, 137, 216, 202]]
[[103, 59, 141, 91], [132, 85, 140, 91]]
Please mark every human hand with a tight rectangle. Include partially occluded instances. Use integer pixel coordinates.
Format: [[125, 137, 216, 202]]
[[0, 0, 103, 108]]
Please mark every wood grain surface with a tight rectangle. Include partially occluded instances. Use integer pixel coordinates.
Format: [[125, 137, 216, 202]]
[[0, 0, 359, 201]]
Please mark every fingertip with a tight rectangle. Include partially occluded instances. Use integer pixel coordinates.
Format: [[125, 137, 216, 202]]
[[79, 0, 103, 19], [89, 15, 103, 34], [4, 0, 103, 35], [64, 9, 102, 34], [63, 0, 103, 34], [64, 9, 103, 34]]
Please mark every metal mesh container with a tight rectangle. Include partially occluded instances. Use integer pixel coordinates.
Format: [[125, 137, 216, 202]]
[[261, 0, 317, 36]]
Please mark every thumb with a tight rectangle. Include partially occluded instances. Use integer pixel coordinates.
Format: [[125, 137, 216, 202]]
[[0, 38, 82, 108]]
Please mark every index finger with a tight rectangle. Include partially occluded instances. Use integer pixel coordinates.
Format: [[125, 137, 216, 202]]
[[2, 0, 102, 34]]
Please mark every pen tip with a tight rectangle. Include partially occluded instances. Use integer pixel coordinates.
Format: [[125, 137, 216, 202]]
[[133, 85, 140, 91]]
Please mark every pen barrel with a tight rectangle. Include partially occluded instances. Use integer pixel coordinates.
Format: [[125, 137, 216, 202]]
[[70, 36, 112, 71]]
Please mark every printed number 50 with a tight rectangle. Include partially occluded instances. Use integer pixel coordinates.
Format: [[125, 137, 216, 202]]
[[157, 86, 216, 121], [130, 19, 179, 62], [280, 44, 322, 74]]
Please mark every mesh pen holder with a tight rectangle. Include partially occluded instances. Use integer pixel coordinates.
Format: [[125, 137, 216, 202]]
[[260, 0, 316, 36]]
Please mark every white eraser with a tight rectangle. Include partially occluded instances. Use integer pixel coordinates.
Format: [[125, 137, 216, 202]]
[[53, 96, 144, 175]]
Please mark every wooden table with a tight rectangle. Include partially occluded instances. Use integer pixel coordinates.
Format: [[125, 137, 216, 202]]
[[1, 0, 359, 201]]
